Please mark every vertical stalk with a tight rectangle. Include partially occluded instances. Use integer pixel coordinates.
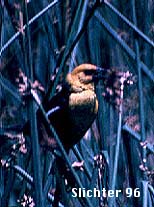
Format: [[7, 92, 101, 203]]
[[24, 1, 44, 206], [0, 166, 4, 206], [135, 40, 146, 162], [0, 1, 4, 130], [142, 181, 148, 207], [131, 0, 147, 206], [109, 80, 124, 206], [96, 81, 106, 151], [141, 0, 151, 67], [131, 0, 147, 173], [108, 106, 114, 205], [69, 0, 89, 69], [0, 2, 4, 49]]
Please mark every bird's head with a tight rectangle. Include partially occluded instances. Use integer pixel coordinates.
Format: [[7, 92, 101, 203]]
[[65, 64, 106, 92], [65, 63, 133, 106]]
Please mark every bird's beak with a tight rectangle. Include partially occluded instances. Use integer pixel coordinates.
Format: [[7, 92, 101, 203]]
[[93, 67, 106, 81]]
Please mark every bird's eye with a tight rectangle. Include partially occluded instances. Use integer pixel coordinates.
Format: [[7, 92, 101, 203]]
[[84, 70, 94, 76]]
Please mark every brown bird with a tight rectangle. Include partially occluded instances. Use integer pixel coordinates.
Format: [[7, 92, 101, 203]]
[[40, 63, 132, 151], [39, 63, 105, 207], [40, 63, 105, 151]]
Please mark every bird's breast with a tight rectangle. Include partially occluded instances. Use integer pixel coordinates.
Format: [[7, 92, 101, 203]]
[[68, 90, 98, 144], [69, 90, 98, 113]]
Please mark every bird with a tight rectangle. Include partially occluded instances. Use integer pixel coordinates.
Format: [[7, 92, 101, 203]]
[[13, 63, 131, 153], [38, 63, 107, 152], [38, 63, 133, 152], [38, 64, 132, 207], [38, 63, 107, 207]]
